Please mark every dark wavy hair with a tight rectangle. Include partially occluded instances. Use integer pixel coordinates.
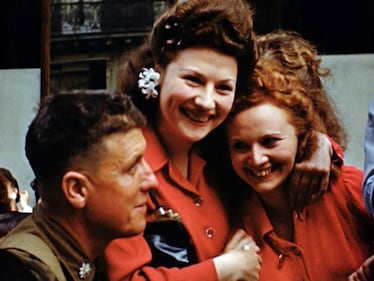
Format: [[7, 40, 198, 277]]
[[117, 0, 256, 123]]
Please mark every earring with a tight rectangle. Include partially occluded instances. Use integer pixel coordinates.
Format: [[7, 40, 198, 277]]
[[9, 191, 17, 200], [138, 67, 160, 99]]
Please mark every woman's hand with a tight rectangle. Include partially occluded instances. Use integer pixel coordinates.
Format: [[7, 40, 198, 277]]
[[213, 229, 261, 281], [289, 133, 332, 211], [347, 254, 374, 281]]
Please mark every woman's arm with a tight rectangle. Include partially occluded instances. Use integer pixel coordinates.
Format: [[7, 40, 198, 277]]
[[104, 230, 261, 281], [348, 254, 374, 281]]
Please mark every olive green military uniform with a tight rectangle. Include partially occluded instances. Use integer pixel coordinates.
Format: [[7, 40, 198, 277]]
[[0, 205, 106, 281]]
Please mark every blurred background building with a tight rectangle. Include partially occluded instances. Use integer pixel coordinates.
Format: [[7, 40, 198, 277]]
[[1, 0, 373, 94], [50, 0, 374, 94], [49, 0, 170, 93]]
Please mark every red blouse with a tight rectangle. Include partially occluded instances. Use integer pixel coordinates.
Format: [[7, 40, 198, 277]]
[[241, 165, 374, 281], [104, 126, 229, 281]]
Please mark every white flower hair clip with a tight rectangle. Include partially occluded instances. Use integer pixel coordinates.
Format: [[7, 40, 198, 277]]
[[138, 67, 160, 99]]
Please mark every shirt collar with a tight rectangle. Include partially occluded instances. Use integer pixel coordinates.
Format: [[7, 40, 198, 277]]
[[241, 193, 274, 244], [142, 125, 207, 195]]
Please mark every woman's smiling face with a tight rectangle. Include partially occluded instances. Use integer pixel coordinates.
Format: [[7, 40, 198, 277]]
[[156, 47, 238, 147], [227, 102, 298, 195]]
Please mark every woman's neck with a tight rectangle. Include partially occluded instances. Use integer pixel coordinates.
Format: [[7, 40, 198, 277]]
[[163, 135, 191, 177], [9, 200, 18, 211], [170, 152, 190, 178], [156, 122, 193, 178], [260, 189, 294, 241]]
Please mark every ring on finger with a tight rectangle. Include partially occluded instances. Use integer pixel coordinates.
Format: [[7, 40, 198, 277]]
[[242, 244, 251, 251]]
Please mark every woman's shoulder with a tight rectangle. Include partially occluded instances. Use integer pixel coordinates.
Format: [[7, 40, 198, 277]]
[[338, 164, 364, 186], [331, 164, 363, 196], [330, 164, 365, 209]]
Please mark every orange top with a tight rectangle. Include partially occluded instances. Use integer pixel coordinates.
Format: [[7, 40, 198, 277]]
[[104, 126, 229, 281], [241, 165, 374, 281]]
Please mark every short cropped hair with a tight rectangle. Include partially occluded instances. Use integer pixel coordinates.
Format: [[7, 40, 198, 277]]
[[25, 90, 146, 188]]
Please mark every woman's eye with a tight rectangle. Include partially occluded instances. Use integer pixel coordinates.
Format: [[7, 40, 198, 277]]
[[185, 75, 201, 84], [218, 84, 233, 92], [216, 84, 234, 95], [262, 137, 278, 147], [231, 141, 249, 152]]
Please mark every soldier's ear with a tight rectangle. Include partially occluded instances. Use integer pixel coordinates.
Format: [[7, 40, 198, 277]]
[[61, 171, 89, 209]]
